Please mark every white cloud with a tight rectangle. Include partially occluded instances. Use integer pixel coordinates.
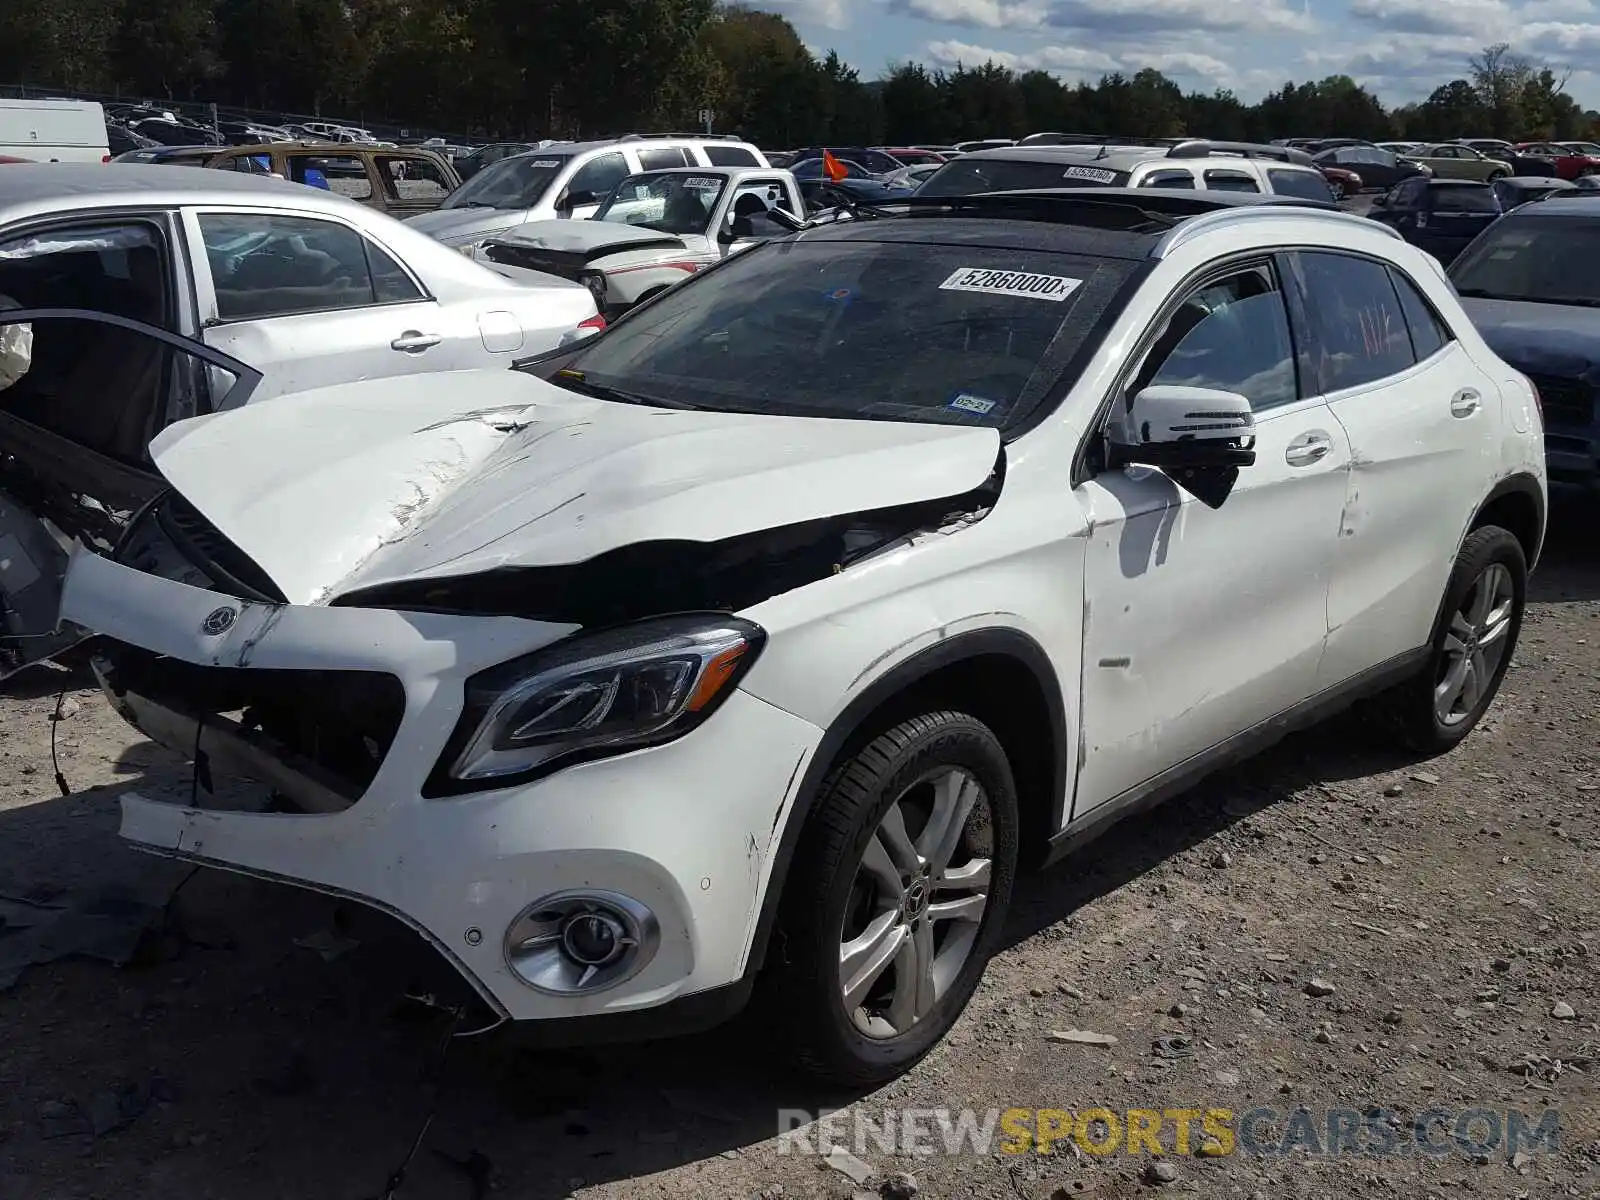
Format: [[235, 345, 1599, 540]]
[[765, 0, 851, 30], [1346, 0, 1511, 36], [894, 0, 1314, 33], [925, 37, 1119, 73]]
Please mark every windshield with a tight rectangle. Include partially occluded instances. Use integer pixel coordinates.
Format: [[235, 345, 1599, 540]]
[[443, 154, 568, 210], [918, 158, 1127, 198], [1450, 214, 1600, 305], [593, 173, 726, 234], [550, 238, 1137, 429]]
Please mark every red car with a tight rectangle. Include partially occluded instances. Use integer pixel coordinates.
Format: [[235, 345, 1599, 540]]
[[1318, 164, 1363, 200], [1513, 141, 1600, 180], [0, 155, 31, 164]]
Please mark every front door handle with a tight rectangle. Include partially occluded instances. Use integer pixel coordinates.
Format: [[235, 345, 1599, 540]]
[[391, 331, 442, 353], [1285, 430, 1333, 466], [1451, 388, 1482, 418]]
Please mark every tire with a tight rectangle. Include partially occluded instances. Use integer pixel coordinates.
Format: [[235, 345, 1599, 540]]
[[1487, 169, 1509, 182], [1372, 525, 1527, 753], [1330, 181, 1346, 201], [763, 711, 1019, 1086]]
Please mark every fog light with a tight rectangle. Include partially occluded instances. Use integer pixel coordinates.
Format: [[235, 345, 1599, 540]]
[[503, 890, 659, 994]]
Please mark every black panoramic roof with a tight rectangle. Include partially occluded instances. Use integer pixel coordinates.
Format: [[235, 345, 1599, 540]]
[[794, 187, 1337, 258]]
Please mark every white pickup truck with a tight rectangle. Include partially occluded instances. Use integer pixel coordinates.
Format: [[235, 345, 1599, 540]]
[[476, 166, 804, 317]]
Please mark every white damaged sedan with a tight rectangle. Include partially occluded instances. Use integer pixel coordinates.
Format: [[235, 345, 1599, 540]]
[[10, 191, 1544, 1085]]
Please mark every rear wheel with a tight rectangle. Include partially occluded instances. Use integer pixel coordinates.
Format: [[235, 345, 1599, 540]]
[[764, 711, 1018, 1086], [1372, 525, 1526, 752], [1329, 180, 1346, 201]]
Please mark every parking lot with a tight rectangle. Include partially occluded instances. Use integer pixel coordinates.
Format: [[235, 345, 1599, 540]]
[[1, 491, 1595, 1199]]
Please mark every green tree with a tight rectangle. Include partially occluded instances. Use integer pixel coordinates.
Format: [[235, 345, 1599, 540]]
[[881, 62, 944, 144], [0, 0, 118, 92], [114, 0, 223, 100]]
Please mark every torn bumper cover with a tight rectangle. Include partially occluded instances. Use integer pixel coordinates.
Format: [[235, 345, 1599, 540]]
[[62, 548, 823, 1021]]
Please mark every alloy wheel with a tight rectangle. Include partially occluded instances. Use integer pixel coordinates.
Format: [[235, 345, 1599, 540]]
[[838, 766, 993, 1038], [1434, 561, 1515, 726]]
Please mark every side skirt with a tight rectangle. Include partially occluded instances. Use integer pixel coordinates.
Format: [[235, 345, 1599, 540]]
[[1044, 647, 1430, 866]]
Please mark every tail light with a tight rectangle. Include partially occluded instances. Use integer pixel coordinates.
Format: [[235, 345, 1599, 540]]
[[102, 154, 111, 163], [558, 313, 606, 348]]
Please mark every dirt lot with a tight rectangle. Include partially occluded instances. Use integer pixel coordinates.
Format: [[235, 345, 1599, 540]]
[[2, 499, 1597, 1200]]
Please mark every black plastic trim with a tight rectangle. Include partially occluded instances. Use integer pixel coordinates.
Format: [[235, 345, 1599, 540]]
[[742, 627, 1068, 978], [499, 977, 756, 1048], [1473, 471, 1546, 569]]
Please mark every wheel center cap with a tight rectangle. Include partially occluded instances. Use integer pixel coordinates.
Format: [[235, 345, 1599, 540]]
[[904, 878, 930, 920]]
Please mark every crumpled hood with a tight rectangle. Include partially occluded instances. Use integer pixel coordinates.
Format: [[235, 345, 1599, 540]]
[[405, 206, 526, 244], [490, 220, 687, 255], [148, 370, 1002, 607], [1459, 296, 1600, 383]]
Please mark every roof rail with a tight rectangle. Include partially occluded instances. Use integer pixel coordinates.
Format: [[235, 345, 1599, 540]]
[[1155, 203, 1402, 258], [616, 131, 741, 142], [1166, 139, 1298, 162]]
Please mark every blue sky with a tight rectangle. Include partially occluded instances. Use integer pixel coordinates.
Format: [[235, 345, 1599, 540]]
[[760, 0, 1600, 106]]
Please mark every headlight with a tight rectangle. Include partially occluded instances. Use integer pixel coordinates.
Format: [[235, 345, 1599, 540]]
[[426, 614, 765, 794]]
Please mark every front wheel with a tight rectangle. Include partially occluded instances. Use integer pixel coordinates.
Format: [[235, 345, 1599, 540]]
[[764, 711, 1019, 1086], [1329, 180, 1346, 201], [1372, 525, 1527, 752]]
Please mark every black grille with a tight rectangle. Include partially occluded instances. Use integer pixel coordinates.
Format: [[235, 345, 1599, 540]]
[[1526, 373, 1596, 431], [116, 492, 286, 603], [98, 640, 406, 803]]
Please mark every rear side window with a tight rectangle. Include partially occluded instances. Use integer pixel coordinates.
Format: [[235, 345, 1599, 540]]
[[379, 155, 452, 202], [199, 213, 410, 320], [1268, 169, 1334, 202], [567, 152, 630, 202], [1432, 187, 1498, 213], [1294, 252, 1416, 393], [638, 147, 690, 170], [288, 155, 372, 201], [706, 145, 760, 167], [1204, 169, 1259, 193], [1141, 169, 1195, 189], [1388, 267, 1452, 360]]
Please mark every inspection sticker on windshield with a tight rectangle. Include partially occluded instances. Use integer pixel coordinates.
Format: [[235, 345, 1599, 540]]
[[1062, 165, 1118, 184], [939, 267, 1082, 301], [528, 160, 562, 168], [683, 176, 721, 190], [948, 392, 998, 415]]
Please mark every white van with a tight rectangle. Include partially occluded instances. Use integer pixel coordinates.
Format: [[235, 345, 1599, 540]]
[[0, 99, 110, 164]]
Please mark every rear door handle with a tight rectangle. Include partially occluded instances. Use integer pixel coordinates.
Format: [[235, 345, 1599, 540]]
[[1285, 430, 1333, 466], [1451, 388, 1482, 418], [391, 331, 442, 353]]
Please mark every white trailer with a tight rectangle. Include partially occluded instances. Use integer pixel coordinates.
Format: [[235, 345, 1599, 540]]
[[0, 99, 109, 163]]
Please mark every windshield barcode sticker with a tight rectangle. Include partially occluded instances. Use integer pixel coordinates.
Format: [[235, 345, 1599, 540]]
[[939, 267, 1082, 301], [1062, 166, 1118, 184], [683, 176, 721, 190], [528, 160, 562, 168]]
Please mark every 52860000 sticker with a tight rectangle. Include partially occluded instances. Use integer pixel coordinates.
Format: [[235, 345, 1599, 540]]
[[939, 267, 1083, 301]]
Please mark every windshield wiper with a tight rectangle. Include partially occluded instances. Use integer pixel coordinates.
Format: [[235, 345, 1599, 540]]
[[1452, 287, 1507, 299], [549, 373, 701, 410], [452, 200, 497, 209]]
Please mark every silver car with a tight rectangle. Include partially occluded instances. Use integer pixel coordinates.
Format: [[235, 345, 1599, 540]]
[[0, 165, 599, 403]]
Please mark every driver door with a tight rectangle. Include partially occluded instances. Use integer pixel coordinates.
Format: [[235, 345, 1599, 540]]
[[1070, 257, 1351, 817], [0, 309, 260, 677]]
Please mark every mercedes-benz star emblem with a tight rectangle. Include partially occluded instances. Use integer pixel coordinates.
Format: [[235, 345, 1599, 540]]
[[200, 607, 238, 636]]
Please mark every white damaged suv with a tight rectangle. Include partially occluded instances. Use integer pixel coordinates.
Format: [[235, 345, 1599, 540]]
[[6, 190, 1545, 1084]]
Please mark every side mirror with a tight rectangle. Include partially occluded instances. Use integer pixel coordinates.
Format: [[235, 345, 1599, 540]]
[[1370, 193, 1388, 208], [1110, 385, 1256, 506]]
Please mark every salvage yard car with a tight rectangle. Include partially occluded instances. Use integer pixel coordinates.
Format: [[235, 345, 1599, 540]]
[[409, 135, 769, 254], [2, 189, 1545, 1087], [0, 165, 600, 661], [478, 166, 804, 317]]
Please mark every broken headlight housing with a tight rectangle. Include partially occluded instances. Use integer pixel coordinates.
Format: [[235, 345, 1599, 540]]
[[426, 614, 765, 795]]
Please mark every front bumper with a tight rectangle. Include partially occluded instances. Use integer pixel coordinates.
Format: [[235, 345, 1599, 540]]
[[61, 548, 823, 1022]]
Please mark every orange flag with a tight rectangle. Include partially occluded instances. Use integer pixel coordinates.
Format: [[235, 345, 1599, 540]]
[[822, 148, 848, 182]]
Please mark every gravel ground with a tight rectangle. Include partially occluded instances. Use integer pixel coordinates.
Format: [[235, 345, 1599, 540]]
[[1, 496, 1596, 1200]]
